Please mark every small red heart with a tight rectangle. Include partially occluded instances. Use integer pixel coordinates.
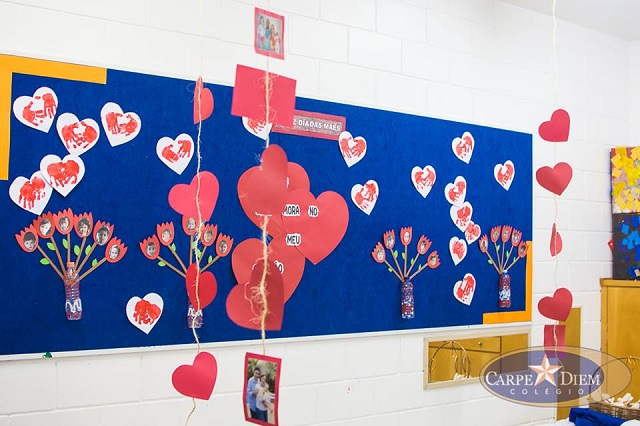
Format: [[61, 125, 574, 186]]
[[538, 287, 573, 322], [193, 77, 214, 124], [238, 161, 310, 237], [168, 171, 219, 222], [538, 109, 570, 142], [536, 162, 573, 196], [281, 189, 349, 265], [226, 259, 284, 331], [550, 223, 563, 257], [171, 351, 218, 400], [231, 236, 305, 302], [245, 145, 288, 217], [185, 264, 217, 310]]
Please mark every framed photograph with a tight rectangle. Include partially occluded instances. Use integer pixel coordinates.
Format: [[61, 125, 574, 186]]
[[243, 352, 281, 425], [254, 8, 285, 60]]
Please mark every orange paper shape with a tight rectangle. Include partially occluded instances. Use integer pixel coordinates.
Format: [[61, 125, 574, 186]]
[[185, 263, 217, 311], [550, 223, 563, 257], [16, 225, 39, 253], [55, 208, 74, 235], [536, 162, 573, 196], [157, 222, 175, 247], [538, 109, 570, 142], [226, 259, 284, 331], [105, 238, 126, 263], [538, 288, 573, 322], [140, 235, 160, 260], [193, 77, 214, 124], [171, 351, 218, 400], [168, 171, 219, 222]]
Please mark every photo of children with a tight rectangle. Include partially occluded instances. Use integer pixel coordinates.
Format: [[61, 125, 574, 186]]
[[243, 352, 281, 425], [254, 8, 284, 60]]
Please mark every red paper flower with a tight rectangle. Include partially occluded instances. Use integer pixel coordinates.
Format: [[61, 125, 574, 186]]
[[399, 227, 412, 246], [371, 242, 386, 263], [501, 225, 512, 243], [479, 235, 489, 253], [215, 234, 233, 257], [34, 212, 55, 239], [157, 222, 175, 247], [182, 215, 199, 236], [140, 235, 160, 260], [74, 212, 94, 239], [416, 236, 431, 255], [383, 230, 395, 250], [93, 221, 114, 247], [15, 225, 38, 253], [518, 241, 528, 258], [426, 251, 440, 269], [511, 229, 522, 246], [105, 238, 127, 263], [490, 225, 501, 243], [200, 224, 218, 247], [55, 208, 74, 235]]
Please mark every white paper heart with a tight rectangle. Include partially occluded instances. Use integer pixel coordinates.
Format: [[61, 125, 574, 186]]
[[450, 201, 473, 232], [100, 102, 141, 147], [56, 113, 100, 156], [453, 273, 476, 305], [444, 176, 467, 206], [242, 116, 272, 140], [126, 293, 164, 334], [494, 160, 515, 190], [411, 165, 436, 198], [40, 154, 85, 197], [351, 180, 379, 215], [9, 171, 52, 215], [452, 131, 474, 164], [156, 134, 194, 175], [12, 87, 58, 132], [339, 131, 367, 168], [464, 221, 481, 244], [449, 237, 467, 265]]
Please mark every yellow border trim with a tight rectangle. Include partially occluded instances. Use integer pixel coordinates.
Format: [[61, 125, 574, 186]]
[[0, 54, 107, 180], [483, 240, 532, 324]]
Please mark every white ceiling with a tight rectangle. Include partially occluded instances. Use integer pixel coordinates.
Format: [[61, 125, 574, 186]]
[[499, 0, 640, 41]]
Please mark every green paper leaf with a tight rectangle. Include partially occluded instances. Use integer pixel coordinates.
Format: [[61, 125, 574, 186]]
[[171, 243, 176, 251], [410, 258, 415, 265], [74, 245, 80, 256], [496, 245, 501, 251], [85, 244, 91, 255], [393, 250, 398, 258], [192, 241, 198, 249], [488, 259, 493, 265], [158, 261, 166, 267], [91, 258, 98, 267], [195, 249, 202, 260], [40, 258, 50, 265], [401, 252, 406, 260], [62, 238, 69, 249], [208, 255, 213, 263], [46, 242, 55, 251], [388, 267, 393, 273]]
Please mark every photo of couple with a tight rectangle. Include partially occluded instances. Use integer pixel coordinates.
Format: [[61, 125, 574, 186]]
[[244, 353, 280, 425], [254, 8, 284, 60]]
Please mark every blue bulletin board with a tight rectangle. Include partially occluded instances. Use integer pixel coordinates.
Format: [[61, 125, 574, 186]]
[[0, 58, 532, 356]]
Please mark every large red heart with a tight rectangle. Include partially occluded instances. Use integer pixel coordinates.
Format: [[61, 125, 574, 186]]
[[550, 223, 563, 257], [244, 145, 288, 218], [538, 287, 573, 322], [238, 161, 310, 237], [185, 264, 217, 310], [193, 77, 214, 124], [171, 351, 218, 400], [536, 162, 573, 196], [226, 259, 284, 330], [232, 236, 305, 302], [168, 171, 219, 222], [281, 189, 349, 265], [538, 109, 570, 142]]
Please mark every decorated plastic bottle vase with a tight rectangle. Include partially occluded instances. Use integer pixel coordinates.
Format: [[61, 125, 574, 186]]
[[401, 280, 415, 319], [498, 271, 511, 308], [64, 262, 82, 320]]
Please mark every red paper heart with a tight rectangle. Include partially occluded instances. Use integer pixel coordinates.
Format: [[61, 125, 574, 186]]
[[226, 259, 284, 330], [238, 161, 310, 237], [171, 351, 218, 400], [544, 324, 566, 347], [168, 171, 219, 222], [538, 287, 573, 322], [538, 109, 570, 142], [281, 189, 349, 265], [245, 145, 288, 217], [232, 236, 305, 302], [536, 162, 573, 196], [550, 223, 563, 257], [193, 77, 214, 124], [185, 264, 217, 310]]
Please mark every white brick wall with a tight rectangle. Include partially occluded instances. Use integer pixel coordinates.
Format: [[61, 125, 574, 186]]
[[0, 0, 632, 424]]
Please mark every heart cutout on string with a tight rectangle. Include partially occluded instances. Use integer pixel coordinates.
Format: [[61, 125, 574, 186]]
[[538, 287, 573, 322], [168, 171, 219, 222], [351, 180, 379, 215], [242, 117, 272, 140], [171, 351, 218, 400], [56, 113, 100, 156], [544, 324, 566, 348], [550, 223, 563, 257], [231, 236, 305, 302], [9, 171, 52, 215], [126, 293, 163, 334], [193, 77, 214, 124], [444, 176, 467, 206], [453, 273, 476, 305], [536, 162, 573, 196], [411, 165, 436, 198], [281, 189, 349, 265], [185, 264, 217, 311], [39, 154, 85, 197], [226, 259, 284, 331], [451, 132, 474, 164], [538, 109, 570, 142], [494, 160, 515, 190], [245, 145, 289, 217]]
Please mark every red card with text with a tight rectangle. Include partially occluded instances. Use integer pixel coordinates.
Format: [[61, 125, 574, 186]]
[[231, 65, 296, 126]]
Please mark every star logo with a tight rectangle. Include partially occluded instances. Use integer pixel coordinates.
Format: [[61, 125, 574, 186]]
[[529, 354, 562, 386]]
